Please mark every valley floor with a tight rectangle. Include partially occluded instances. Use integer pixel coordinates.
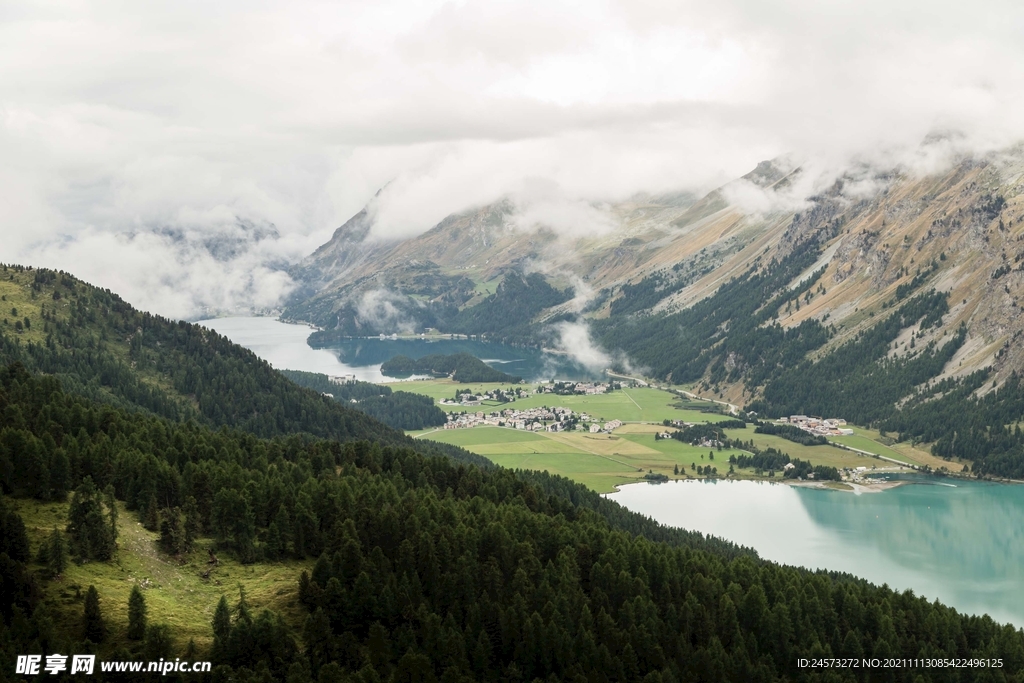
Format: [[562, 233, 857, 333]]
[[400, 379, 966, 493]]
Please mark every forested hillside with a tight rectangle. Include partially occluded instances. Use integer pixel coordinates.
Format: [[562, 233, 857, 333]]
[[595, 236, 833, 388], [2, 365, 1023, 682], [380, 353, 522, 383], [0, 264, 482, 467], [281, 370, 447, 430], [440, 272, 571, 345]]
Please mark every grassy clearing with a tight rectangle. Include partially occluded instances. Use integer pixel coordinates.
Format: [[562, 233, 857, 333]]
[[729, 430, 879, 471], [829, 434, 912, 463], [382, 379, 524, 404], [484, 451, 641, 493], [425, 427, 644, 492], [391, 379, 734, 424], [12, 498, 311, 650], [830, 425, 971, 472], [0, 270, 58, 346]]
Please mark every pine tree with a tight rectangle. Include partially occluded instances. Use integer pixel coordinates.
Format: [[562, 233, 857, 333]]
[[104, 484, 118, 544], [127, 584, 147, 640], [0, 507, 31, 562], [183, 496, 201, 550], [83, 585, 105, 642], [46, 526, 67, 577], [67, 477, 115, 560], [185, 638, 199, 660], [159, 508, 185, 555], [48, 449, 71, 500], [144, 493, 160, 532], [143, 623, 174, 661], [211, 595, 232, 663], [236, 585, 251, 625]]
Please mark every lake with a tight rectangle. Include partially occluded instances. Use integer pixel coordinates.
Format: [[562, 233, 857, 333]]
[[197, 316, 601, 382], [608, 475, 1024, 627]]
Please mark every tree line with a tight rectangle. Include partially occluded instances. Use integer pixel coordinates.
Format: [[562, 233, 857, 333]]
[[281, 370, 447, 431], [381, 353, 522, 384]]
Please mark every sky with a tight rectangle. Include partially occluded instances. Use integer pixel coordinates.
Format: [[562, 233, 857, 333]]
[[2, 0, 1024, 319]]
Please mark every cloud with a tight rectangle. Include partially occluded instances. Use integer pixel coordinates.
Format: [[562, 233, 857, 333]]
[[354, 289, 420, 334], [550, 321, 614, 373], [26, 225, 296, 321], [4, 0, 1024, 317]]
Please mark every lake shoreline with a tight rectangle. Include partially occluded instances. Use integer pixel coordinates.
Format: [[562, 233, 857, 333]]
[[787, 478, 906, 494]]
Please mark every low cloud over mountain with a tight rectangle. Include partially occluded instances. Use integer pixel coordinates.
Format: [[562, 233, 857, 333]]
[[4, 0, 1024, 317]]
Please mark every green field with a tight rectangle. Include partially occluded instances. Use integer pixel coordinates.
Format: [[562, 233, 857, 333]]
[[404, 379, 949, 491], [421, 425, 749, 492], [729, 429, 891, 470], [11, 498, 311, 649], [390, 379, 736, 424], [420, 427, 547, 445], [828, 434, 913, 464], [422, 427, 644, 491]]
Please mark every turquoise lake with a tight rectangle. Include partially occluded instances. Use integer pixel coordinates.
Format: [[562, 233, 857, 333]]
[[199, 316, 600, 382], [608, 476, 1024, 627]]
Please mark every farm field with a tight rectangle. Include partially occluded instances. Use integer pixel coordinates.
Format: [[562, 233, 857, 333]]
[[406, 379, 958, 490], [421, 425, 751, 492], [421, 426, 645, 491], [731, 429, 888, 471], [389, 378, 736, 424], [382, 379, 521, 404], [828, 434, 913, 463], [11, 498, 311, 649], [830, 424, 970, 472]]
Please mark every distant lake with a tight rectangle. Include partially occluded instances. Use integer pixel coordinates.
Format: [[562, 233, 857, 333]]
[[198, 316, 601, 382], [608, 475, 1024, 627]]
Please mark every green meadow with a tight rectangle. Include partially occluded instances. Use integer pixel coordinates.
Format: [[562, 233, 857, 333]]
[[391, 378, 736, 424], [11, 498, 311, 649], [402, 379, 942, 491], [421, 425, 747, 492]]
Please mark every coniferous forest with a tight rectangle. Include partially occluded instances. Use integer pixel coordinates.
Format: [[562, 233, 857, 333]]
[[380, 353, 522, 384], [2, 265, 1024, 683], [280, 370, 448, 431]]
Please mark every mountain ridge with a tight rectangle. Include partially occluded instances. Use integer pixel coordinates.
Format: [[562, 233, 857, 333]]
[[286, 151, 1024, 398]]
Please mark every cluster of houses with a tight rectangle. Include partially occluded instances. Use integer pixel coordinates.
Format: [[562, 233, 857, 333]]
[[779, 415, 855, 436], [844, 466, 877, 483], [535, 381, 614, 395], [443, 407, 622, 433], [327, 374, 357, 385], [440, 387, 525, 407]]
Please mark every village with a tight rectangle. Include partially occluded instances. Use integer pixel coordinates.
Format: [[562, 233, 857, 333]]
[[437, 381, 627, 432], [778, 414, 855, 436], [534, 380, 621, 395], [439, 381, 617, 407], [443, 405, 624, 433]]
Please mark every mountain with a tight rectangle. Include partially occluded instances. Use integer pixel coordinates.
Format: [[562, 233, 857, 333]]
[[287, 153, 1024, 384], [282, 190, 701, 337], [285, 150, 1024, 477]]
